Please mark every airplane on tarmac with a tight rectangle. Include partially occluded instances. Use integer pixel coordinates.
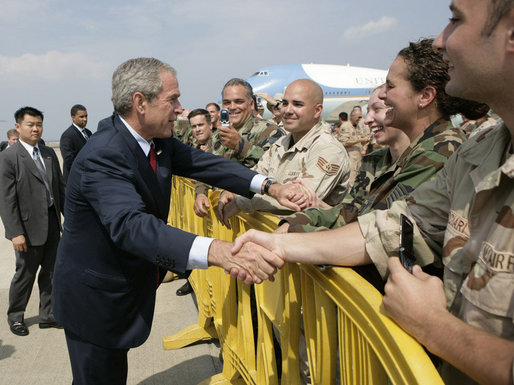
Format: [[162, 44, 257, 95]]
[[246, 64, 387, 121]]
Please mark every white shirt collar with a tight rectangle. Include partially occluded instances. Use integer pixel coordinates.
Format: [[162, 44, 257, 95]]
[[19, 139, 38, 155], [119, 116, 153, 156], [72, 123, 87, 132]]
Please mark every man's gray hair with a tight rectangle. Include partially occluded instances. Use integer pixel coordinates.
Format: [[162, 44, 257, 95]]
[[221, 78, 253, 102], [112, 58, 177, 116]]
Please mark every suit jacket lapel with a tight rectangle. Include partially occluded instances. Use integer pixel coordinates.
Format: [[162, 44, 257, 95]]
[[40, 146, 54, 188], [72, 125, 87, 144], [153, 141, 172, 204], [16, 142, 45, 184], [113, 116, 167, 218]]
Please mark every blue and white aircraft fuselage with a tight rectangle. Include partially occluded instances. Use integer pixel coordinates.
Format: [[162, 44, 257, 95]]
[[247, 64, 387, 121]]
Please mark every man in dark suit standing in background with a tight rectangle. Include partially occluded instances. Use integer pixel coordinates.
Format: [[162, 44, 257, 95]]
[[52, 57, 306, 385], [0, 106, 65, 337], [59, 104, 91, 182]]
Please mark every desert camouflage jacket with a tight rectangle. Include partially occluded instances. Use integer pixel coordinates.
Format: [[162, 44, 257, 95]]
[[235, 122, 350, 213], [467, 116, 498, 138], [285, 119, 466, 232], [359, 123, 513, 384]]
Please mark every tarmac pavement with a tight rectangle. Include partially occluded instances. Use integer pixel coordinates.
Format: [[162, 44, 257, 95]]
[[0, 146, 221, 385]]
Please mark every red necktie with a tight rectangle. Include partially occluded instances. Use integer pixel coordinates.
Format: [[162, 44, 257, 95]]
[[148, 144, 157, 173], [149, 144, 160, 286]]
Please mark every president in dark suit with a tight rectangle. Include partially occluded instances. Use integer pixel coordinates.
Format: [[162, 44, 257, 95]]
[[59, 104, 92, 181], [52, 58, 304, 384], [0, 107, 65, 337]]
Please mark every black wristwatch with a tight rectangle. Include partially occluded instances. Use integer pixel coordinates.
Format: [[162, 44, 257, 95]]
[[263, 178, 277, 195]]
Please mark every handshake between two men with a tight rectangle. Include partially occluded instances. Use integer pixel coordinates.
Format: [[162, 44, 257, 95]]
[[205, 179, 319, 285]]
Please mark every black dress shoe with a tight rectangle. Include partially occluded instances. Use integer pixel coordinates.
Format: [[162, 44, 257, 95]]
[[176, 281, 193, 296], [39, 321, 63, 329], [10, 321, 29, 336]]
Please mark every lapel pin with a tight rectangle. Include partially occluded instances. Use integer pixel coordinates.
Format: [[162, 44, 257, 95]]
[[156, 149, 162, 156]]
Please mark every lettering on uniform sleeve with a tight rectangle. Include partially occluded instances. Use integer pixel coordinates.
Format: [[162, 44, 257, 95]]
[[480, 242, 514, 273], [466, 241, 514, 292], [443, 210, 471, 259], [317, 157, 340, 176], [448, 210, 471, 236]]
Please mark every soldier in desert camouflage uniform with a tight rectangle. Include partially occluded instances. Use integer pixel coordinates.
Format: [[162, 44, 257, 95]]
[[353, 105, 374, 153], [216, 79, 350, 225], [360, 121, 513, 384], [336, 111, 369, 186], [194, 78, 281, 216], [234, 32, 514, 385], [234, 121, 349, 212]]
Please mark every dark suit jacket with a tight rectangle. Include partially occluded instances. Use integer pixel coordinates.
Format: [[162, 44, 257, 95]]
[[0, 141, 65, 245], [53, 114, 257, 349], [60, 125, 93, 181], [0, 141, 8, 152]]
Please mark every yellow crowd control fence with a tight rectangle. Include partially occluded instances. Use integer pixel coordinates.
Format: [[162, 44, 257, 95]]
[[164, 176, 443, 385]]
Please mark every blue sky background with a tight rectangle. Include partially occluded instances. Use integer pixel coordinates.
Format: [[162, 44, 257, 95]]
[[0, 0, 451, 140]]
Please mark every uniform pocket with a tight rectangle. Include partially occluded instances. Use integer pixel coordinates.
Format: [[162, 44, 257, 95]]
[[460, 256, 514, 320]]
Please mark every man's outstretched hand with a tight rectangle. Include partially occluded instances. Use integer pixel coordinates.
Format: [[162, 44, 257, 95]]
[[226, 229, 285, 282], [208, 239, 285, 284]]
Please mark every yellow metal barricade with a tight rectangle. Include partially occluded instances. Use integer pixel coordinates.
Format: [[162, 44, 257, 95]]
[[164, 176, 444, 385]]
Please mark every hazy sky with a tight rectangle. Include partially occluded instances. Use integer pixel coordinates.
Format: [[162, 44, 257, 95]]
[[0, 0, 452, 140]]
